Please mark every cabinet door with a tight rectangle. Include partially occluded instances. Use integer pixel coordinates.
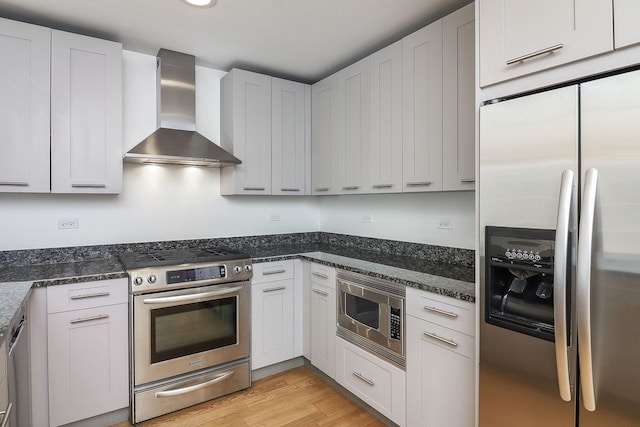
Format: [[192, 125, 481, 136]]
[[309, 282, 336, 379], [479, 0, 613, 87], [50, 30, 122, 194], [251, 278, 295, 369], [311, 74, 339, 195], [337, 58, 370, 194], [443, 3, 476, 191], [220, 69, 272, 195], [48, 303, 128, 426], [369, 41, 403, 193], [403, 20, 443, 192], [406, 315, 475, 427], [272, 78, 309, 195], [0, 18, 50, 193], [614, 0, 640, 49]]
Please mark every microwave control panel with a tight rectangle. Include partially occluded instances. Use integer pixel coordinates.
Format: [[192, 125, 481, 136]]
[[390, 307, 401, 340]]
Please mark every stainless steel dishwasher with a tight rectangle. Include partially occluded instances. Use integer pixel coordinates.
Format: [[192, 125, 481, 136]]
[[7, 302, 30, 427]]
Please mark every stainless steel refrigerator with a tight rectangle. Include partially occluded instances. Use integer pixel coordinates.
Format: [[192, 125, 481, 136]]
[[479, 68, 640, 426]]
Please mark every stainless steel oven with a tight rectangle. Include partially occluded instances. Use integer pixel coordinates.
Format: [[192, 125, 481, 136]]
[[337, 270, 405, 369], [120, 248, 253, 424]]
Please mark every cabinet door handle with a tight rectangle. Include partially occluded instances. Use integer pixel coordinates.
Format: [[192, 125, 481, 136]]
[[155, 370, 235, 398], [506, 43, 564, 65], [263, 286, 286, 293], [312, 288, 329, 297], [314, 187, 330, 192], [424, 305, 458, 318], [243, 187, 266, 191], [352, 371, 375, 386], [312, 272, 328, 279], [342, 186, 359, 190], [0, 181, 28, 186], [423, 331, 458, 347], [372, 184, 393, 189], [70, 314, 109, 324], [71, 183, 106, 188], [0, 403, 13, 427], [70, 291, 110, 300], [262, 269, 286, 276], [406, 181, 432, 186], [280, 188, 300, 192], [460, 178, 475, 183]]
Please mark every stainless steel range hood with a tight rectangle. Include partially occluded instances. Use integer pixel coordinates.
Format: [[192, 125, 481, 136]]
[[124, 49, 241, 167]]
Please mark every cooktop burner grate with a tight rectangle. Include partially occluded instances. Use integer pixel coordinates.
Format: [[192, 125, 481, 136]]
[[118, 247, 250, 270]]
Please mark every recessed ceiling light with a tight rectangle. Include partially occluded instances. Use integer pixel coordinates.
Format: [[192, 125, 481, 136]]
[[182, 0, 217, 7]]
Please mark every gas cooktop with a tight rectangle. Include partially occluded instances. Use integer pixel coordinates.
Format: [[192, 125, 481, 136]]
[[118, 247, 251, 270]]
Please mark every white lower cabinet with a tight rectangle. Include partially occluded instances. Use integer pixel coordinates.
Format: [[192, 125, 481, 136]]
[[308, 263, 336, 379], [46, 279, 128, 426], [251, 260, 295, 370], [406, 288, 475, 427], [336, 337, 406, 426]]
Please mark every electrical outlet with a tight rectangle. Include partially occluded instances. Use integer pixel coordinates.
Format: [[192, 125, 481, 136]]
[[269, 213, 281, 222], [58, 218, 79, 229], [361, 213, 373, 224], [437, 217, 452, 230]]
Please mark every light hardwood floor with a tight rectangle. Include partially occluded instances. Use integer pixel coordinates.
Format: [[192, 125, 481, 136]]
[[113, 366, 387, 427]]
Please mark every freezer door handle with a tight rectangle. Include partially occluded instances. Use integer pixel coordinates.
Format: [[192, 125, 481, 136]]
[[577, 168, 598, 412], [554, 168, 574, 402]]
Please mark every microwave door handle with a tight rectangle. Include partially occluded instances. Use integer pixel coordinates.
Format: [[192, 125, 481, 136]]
[[578, 168, 598, 412], [142, 285, 243, 304], [554, 168, 574, 402]]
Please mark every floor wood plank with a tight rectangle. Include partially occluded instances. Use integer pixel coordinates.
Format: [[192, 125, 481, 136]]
[[112, 366, 388, 427]]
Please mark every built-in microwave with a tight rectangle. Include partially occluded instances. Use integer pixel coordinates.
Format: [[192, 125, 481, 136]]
[[336, 270, 405, 369]]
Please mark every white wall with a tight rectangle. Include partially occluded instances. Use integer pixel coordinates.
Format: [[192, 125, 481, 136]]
[[0, 50, 474, 251]]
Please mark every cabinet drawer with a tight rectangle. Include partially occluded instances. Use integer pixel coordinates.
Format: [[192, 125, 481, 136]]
[[406, 287, 474, 336], [336, 337, 405, 426], [408, 315, 475, 359], [252, 260, 294, 284], [310, 263, 336, 289], [47, 278, 128, 314]]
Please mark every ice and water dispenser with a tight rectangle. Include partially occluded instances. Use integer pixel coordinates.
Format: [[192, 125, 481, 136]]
[[485, 226, 563, 341]]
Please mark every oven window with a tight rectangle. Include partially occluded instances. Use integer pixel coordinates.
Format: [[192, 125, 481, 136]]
[[151, 297, 237, 364], [345, 293, 380, 329]]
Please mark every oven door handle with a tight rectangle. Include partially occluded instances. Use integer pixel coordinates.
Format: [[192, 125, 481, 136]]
[[142, 286, 243, 305], [154, 370, 235, 398]]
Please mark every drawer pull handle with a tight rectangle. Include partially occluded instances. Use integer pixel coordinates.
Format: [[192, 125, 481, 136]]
[[312, 288, 329, 297], [0, 181, 28, 186], [460, 178, 475, 183], [372, 184, 393, 189], [71, 183, 106, 188], [263, 286, 286, 293], [243, 187, 266, 191], [506, 43, 564, 65], [0, 403, 13, 427], [424, 305, 458, 318], [70, 314, 109, 324], [155, 370, 235, 398], [281, 188, 300, 192], [342, 186, 359, 190], [423, 331, 458, 347], [262, 269, 286, 275], [314, 187, 330, 192], [70, 291, 110, 300], [406, 181, 432, 186], [312, 272, 328, 279], [352, 371, 375, 386]]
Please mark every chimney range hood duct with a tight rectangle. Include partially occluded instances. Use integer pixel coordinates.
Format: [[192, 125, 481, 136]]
[[124, 49, 241, 167]]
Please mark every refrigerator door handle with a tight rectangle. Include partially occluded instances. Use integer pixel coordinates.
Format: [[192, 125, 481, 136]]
[[577, 167, 598, 412], [554, 168, 574, 402]]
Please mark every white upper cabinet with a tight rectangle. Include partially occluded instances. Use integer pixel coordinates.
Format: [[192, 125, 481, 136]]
[[0, 18, 51, 193], [221, 69, 272, 195], [337, 57, 370, 194], [479, 0, 613, 87], [272, 78, 310, 195], [614, 0, 640, 49], [50, 30, 123, 194], [402, 20, 443, 192], [443, 3, 475, 191], [369, 41, 403, 193], [311, 73, 339, 195]]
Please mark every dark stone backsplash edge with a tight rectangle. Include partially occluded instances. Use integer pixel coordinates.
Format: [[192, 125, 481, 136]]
[[0, 232, 474, 268]]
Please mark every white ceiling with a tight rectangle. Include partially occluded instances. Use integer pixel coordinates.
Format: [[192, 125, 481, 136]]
[[0, 0, 473, 84]]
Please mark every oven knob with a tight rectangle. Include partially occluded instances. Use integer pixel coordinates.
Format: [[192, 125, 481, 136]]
[[233, 266, 242, 274], [244, 265, 252, 273], [133, 276, 143, 286], [148, 275, 157, 284]]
